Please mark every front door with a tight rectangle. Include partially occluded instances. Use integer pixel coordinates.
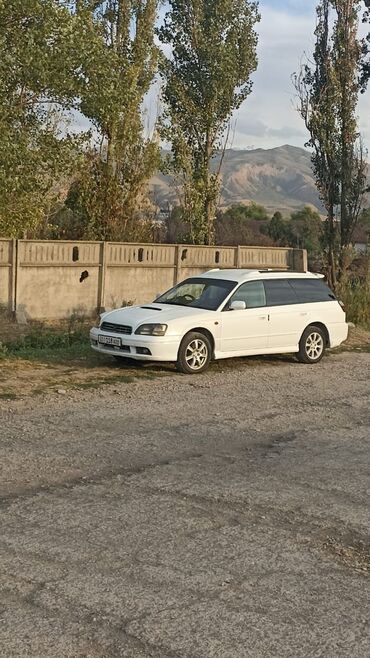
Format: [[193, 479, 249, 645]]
[[220, 281, 269, 354]]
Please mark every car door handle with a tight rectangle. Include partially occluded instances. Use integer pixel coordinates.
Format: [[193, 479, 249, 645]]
[[258, 315, 267, 320], [300, 312, 308, 316]]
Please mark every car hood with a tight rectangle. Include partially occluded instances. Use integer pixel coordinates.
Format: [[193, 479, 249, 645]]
[[100, 303, 211, 329]]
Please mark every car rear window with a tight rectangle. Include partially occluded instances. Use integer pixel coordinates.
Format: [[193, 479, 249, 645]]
[[288, 279, 337, 303]]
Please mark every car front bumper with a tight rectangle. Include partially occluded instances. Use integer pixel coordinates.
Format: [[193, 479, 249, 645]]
[[90, 328, 180, 362]]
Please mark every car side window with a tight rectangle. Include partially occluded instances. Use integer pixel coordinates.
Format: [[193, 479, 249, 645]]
[[227, 281, 266, 309], [264, 279, 298, 306]]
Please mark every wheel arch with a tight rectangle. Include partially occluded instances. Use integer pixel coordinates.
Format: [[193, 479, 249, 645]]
[[303, 322, 330, 347], [181, 327, 215, 357]]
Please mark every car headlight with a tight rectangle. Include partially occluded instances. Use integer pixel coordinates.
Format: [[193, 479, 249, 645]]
[[135, 324, 168, 336]]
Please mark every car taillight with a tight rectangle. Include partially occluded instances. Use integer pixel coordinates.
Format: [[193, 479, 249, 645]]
[[339, 300, 346, 313]]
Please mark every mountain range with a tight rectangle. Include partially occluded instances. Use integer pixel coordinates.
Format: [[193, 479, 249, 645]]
[[150, 145, 324, 216]]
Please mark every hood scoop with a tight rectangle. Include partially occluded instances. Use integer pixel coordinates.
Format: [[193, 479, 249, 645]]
[[140, 306, 162, 311]]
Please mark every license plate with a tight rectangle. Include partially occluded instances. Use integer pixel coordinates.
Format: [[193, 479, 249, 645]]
[[98, 335, 121, 347]]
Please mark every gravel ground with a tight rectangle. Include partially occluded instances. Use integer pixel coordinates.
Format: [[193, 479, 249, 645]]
[[0, 351, 369, 658]]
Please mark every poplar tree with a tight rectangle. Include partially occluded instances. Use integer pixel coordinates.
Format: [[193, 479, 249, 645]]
[[71, 0, 160, 241], [159, 0, 259, 245], [294, 0, 366, 284]]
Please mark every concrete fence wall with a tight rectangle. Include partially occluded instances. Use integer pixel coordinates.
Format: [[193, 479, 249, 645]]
[[0, 239, 308, 321]]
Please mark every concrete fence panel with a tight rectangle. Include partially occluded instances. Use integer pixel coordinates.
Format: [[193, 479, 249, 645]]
[[239, 246, 293, 270], [16, 240, 102, 320], [0, 239, 307, 321], [105, 243, 178, 307]]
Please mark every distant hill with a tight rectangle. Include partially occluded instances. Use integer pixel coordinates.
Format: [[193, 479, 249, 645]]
[[150, 145, 324, 216]]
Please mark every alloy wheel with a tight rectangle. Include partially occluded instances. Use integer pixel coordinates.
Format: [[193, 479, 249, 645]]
[[305, 332, 324, 360], [185, 339, 208, 371]]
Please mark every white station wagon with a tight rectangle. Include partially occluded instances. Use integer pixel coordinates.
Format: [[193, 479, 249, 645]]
[[90, 269, 348, 374]]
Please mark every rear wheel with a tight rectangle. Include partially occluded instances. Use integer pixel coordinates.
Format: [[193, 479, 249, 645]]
[[176, 332, 212, 374], [297, 325, 326, 364]]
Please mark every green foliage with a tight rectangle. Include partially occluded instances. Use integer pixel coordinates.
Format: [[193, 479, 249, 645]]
[[7, 329, 84, 352], [164, 206, 189, 244], [67, 0, 160, 241], [290, 206, 324, 256], [0, 0, 160, 241], [263, 205, 325, 260], [222, 203, 269, 222], [0, 341, 9, 360], [215, 203, 273, 246], [213, 203, 324, 253], [0, 0, 86, 238], [62, 152, 160, 242], [293, 0, 366, 285], [159, 0, 259, 245], [337, 274, 370, 326], [266, 211, 291, 243], [3, 313, 89, 358]]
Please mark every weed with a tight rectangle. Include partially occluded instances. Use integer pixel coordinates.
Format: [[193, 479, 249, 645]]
[[0, 341, 9, 359], [4, 325, 88, 355], [0, 391, 17, 400], [337, 276, 370, 327]]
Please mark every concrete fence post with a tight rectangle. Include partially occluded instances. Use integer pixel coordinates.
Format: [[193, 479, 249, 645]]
[[292, 248, 308, 272], [11, 239, 18, 317], [175, 245, 182, 284], [235, 246, 241, 268], [97, 241, 107, 313]]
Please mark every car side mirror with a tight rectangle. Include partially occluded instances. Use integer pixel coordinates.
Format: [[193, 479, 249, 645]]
[[229, 300, 247, 311]]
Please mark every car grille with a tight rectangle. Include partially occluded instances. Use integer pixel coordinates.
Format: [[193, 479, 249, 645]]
[[100, 321, 132, 335]]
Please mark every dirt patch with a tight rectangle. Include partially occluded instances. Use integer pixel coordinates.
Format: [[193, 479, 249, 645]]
[[324, 535, 370, 573], [0, 356, 170, 399]]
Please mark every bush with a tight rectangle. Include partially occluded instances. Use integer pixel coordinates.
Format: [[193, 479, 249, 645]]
[[337, 276, 370, 327], [0, 341, 8, 359]]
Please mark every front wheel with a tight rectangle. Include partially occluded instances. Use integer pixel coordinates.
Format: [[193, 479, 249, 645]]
[[176, 332, 212, 374], [297, 325, 326, 364]]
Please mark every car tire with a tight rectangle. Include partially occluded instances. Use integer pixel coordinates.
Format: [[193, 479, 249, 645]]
[[297, 325, 326, 364], [176, 331, 212, 374]]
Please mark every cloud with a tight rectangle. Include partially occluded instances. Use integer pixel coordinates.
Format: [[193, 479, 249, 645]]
[[231, 5, 315, 149], [233, 2, 370, 151], [235, 117, 306, 141]]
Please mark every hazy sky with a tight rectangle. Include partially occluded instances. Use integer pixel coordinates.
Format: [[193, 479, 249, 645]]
[[75, 1, 370, 152], [232, 0, 370, 151]]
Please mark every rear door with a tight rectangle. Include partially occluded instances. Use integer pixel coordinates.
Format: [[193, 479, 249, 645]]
[[220, 280, 269, 353], [264, 279, 306, 350]]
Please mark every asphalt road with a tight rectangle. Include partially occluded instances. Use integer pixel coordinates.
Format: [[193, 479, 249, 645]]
[[0, 351, 369, 657]]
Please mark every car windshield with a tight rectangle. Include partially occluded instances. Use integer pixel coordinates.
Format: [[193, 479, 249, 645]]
[[155, 277, 236, 311]]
